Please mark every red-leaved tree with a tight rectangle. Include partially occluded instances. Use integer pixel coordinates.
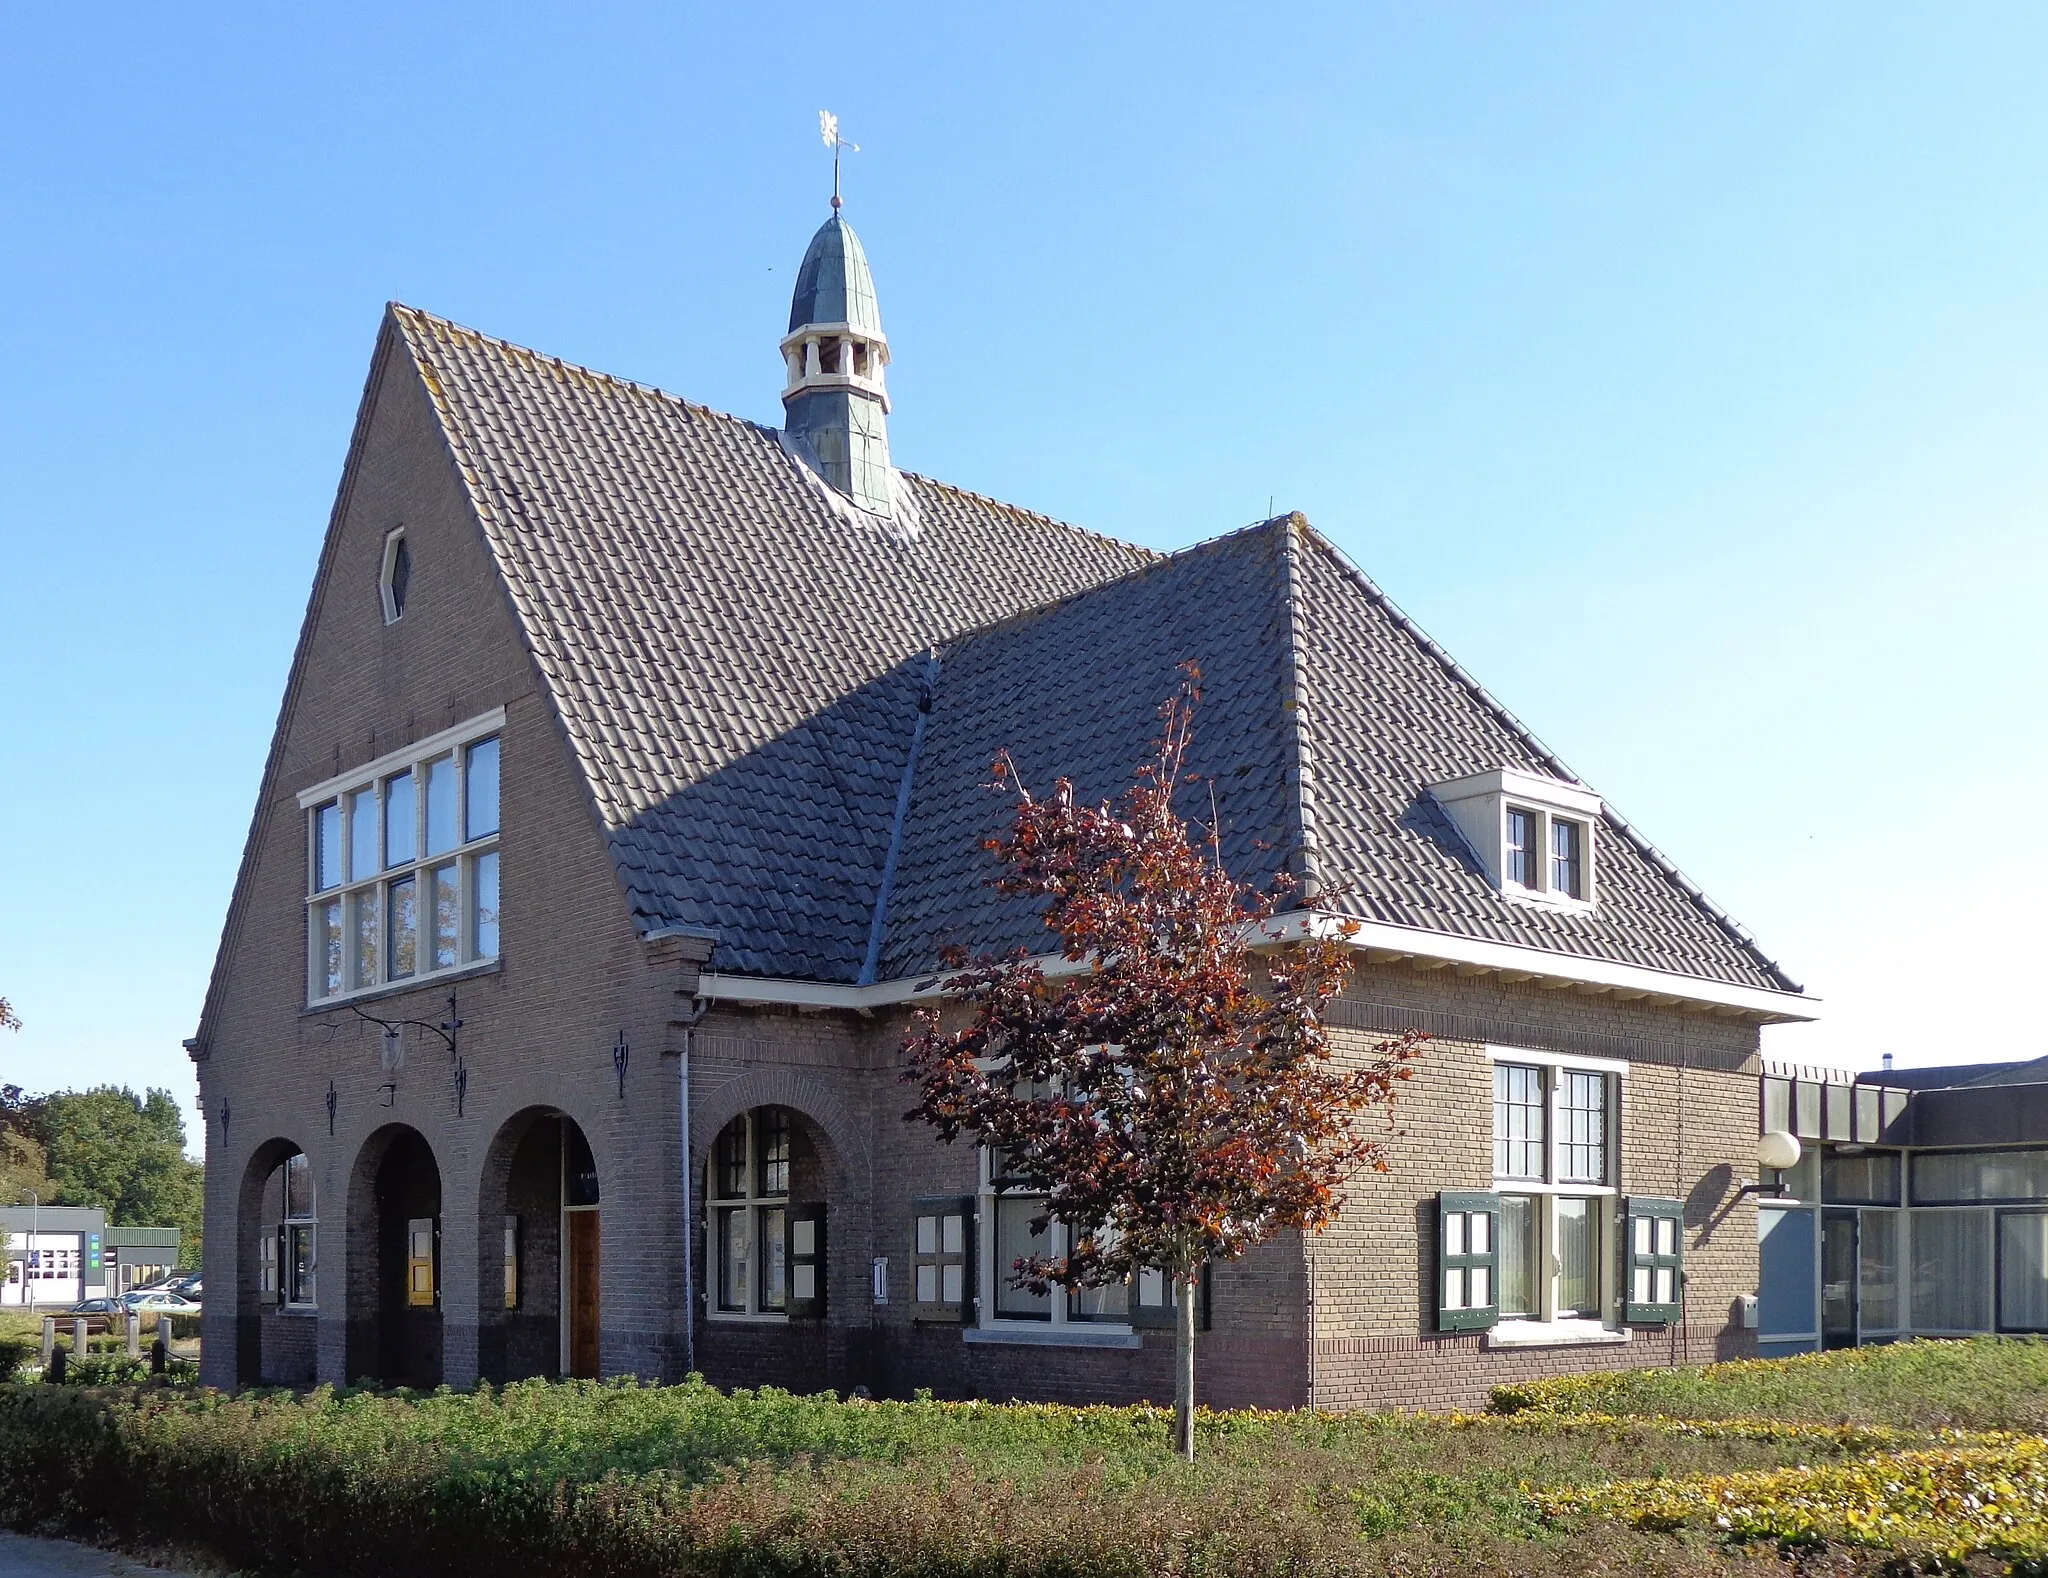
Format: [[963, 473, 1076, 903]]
[[904, 669, 1425, 1458]]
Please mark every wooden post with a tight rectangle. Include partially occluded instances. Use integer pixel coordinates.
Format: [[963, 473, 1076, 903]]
[[126, 1309, 141, 1358], [40, 1316, 54, 1368], [73, 1319, 88, 1364]]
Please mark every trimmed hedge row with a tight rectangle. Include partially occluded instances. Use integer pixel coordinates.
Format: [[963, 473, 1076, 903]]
[[0, 1381, 1899, 1578]]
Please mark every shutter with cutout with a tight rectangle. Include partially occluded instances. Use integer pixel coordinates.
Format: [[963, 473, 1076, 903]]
[[1436, 1191, 1501, 1332], [1624, 1197, 1684, 1324], [503, 1215, 520, 1310], [912, 1196, 974, 1321], [258, 1227, 280, 1305], [787, 1204, 827, 1319]]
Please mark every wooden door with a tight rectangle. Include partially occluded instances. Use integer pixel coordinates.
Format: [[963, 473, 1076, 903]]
[[567, 1211, 600, 1379]]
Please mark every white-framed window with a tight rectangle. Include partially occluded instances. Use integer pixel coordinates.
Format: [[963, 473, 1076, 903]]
[[300, 712, 502, 1005], [979, 1147, 1131, 1328], [380, 528, 411, 624], [709, 1108, 791, 1320], [1430, 767, 1600, 910], [1489, 1048, 1623, 1326], [260, 1150, 317, 1308]]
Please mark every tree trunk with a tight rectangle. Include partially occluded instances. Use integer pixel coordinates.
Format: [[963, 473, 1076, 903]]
[[1174, 1267, 1197, 1461]]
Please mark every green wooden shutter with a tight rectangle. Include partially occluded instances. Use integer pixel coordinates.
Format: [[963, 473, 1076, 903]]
[[787, 1204, 827, 1320], [1437, 1191, 1501, 1332], [912, 1196, 974, 1322], [1624, 1197, 1684, 1324]]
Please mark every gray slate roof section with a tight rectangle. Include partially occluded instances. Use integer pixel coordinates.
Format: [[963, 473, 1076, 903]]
[[392, 306, 1154, 977], [389, 305, 1797, 997], [880, 519, 1792, 993]]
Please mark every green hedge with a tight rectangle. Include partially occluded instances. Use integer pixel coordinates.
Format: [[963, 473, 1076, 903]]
[[0, 1380, 1900, 1578]]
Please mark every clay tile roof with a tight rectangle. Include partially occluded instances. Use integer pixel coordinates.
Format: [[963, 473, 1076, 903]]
[[389, 305, 1799, 997]]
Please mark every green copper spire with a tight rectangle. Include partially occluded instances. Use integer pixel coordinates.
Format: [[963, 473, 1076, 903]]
[[781, 212, 893, 516]]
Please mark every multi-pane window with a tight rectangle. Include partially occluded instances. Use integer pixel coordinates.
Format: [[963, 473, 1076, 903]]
[[1559, 1072, 1608, 1185], [1504, 808, 1538, 889], [260, 1150, 317, 1309], [1490, 1054, 1621, 1327], [306, 727, 500, 1002], [1493, 1064, 1546, 1179], [1550, 818, 1585, 900], [981, 1147, 1130, 1326], [710, 1108, 791, 1318]]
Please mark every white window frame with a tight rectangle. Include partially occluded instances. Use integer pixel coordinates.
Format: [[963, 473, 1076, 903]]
[[977, 1147, 1134, 1334], [705, 1108, 792, 1323], [1487, 1046, 1625, 1336], [379, 528, 410, 625], [299, 709, 504, 1007], [1430, 768, 1601, 912]]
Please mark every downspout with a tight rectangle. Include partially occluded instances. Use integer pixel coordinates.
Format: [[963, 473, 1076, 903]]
[[858, 654, 939, 987], [675, 994, 709, 1377]]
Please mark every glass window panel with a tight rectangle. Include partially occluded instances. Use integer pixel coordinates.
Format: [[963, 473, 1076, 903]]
[[1998, 1212, 2048, 1332], [384, 771, 415, 867], [1444, 1212, 1466, 1256], [352, 886, 381, 989], [287, 1225, 316, 1306], [1071, 1275, 1128, 1321], [916, 1216, 937, 1256], [1794, 1081, 1821, 1139], [1762, 1077, 1791, 1136], [758, 1207, 787, 1311], [424, 756, 458, 855], [284, 1152, 314, 1219], [1824, 1084, 1853, 1142], [1560, 1071, 1607, 1184], [1913, 1150, 2048, 1204], [388, 876, 418, 979], [715, 1119, 747, 1199], [1822, 1151, 1901, 1205], [1556, 1197, 1600, 1318], [1498, 1195, 1538, 1317], [1855, 1086, 1881, 1144], [1493, 1064, 1545, 1180], [757, 1107, 791, 1197], [942, 1215, 964, 1255], [1910, 1207, 1991, 1331], [465, 736, 500, 841], [314, 803, 342, 892], [471, 851, 500, 960], [348, 790, 379, 882], [717, 1207, 749, 1311], [994, 1196, 1050, 1318], [1505, 808, 1537, 887], [431, 863, 459, 970], [941, 1262, 964, 1303], [916, 1264, 937, 1302], [1859, 1209, 1900, 1333], [314, 900, 343, 998], [1550, 819, 1583, 899]]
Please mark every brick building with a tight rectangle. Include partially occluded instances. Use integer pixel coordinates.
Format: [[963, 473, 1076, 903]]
[[191, 204, 1815, 1408]]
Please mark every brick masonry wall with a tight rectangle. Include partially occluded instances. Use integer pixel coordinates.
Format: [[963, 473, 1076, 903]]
[[195, 328, 1775, 1412]]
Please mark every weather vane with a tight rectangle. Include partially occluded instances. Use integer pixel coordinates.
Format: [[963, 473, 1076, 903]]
[[820, 109, 859, 211]]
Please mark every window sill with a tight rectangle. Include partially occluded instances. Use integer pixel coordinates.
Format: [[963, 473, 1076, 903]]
[[302, 957, 503, 1015], [964, 1324, 1141, 1350], [1486, 1320, 1631, 1349], [706, 1311, 791, 1325]]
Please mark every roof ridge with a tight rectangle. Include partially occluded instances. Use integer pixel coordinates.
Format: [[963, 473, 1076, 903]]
[[1275, 515, 1326, 901], [1294, 521, 1804, 995]]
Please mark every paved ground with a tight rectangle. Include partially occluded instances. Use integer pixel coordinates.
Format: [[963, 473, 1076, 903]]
[[0, 1535, 191, 1577]]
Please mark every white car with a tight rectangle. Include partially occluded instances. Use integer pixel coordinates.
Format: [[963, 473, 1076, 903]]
[[120, 1291, 200, 1314]]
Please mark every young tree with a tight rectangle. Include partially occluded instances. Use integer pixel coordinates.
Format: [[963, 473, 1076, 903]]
[[42, 1087, 205, 1261], [905, 670, 1425, 1459]]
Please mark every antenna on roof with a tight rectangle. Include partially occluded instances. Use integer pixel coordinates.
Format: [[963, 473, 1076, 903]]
[[820, 110, 860, 212]]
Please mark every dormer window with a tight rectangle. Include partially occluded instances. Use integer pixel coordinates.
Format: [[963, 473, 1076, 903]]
[[1431, 767, 1601, 910], [380, 530, 411, 625]]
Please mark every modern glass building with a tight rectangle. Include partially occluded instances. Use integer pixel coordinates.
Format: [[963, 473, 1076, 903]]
[[1756, 1057, 2048, 1352]]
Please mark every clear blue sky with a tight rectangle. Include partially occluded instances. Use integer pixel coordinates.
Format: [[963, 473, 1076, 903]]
[[4, 5, 2044, 1151]]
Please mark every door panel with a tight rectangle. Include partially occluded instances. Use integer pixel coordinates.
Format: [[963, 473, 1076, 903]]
[[568, 1211, 599, 1379], [1821, 1208, 1859, 1350]]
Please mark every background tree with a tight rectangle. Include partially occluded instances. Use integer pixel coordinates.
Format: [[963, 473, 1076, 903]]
[[0, 996, 19, 1031], [17, 1086, 205, 1267], [905, 670, 1424, 1459]]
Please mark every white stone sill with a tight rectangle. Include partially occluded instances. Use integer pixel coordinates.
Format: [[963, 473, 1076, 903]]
[[1485, 1321, 1632, 1349], [963, 1325, 1142, 1351]]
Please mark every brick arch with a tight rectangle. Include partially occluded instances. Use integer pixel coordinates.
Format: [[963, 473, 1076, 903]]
[[690, 1067, 869, 1195], [232, 1135, 310, 1386]]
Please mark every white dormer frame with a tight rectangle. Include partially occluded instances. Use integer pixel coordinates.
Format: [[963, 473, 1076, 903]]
[[1430, 767, 1601, 912]]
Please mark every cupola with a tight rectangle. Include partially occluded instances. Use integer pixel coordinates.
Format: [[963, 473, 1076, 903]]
[[781, 213, 893, 515]]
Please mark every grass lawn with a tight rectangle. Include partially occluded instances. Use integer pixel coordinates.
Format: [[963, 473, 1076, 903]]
[[1, 1339, 2044, 1575]]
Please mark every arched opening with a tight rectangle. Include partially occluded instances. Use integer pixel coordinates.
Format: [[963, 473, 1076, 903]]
[[476, 1108, 600, 1382], [697, 1106, 832, 1389], [235, 1137, 312, 1386], [344, 1124, 443, 1387]]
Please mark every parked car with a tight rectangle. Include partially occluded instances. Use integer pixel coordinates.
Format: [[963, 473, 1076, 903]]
[[119, 1291, 200, 1314], [63, 1298, 126, 1317]]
